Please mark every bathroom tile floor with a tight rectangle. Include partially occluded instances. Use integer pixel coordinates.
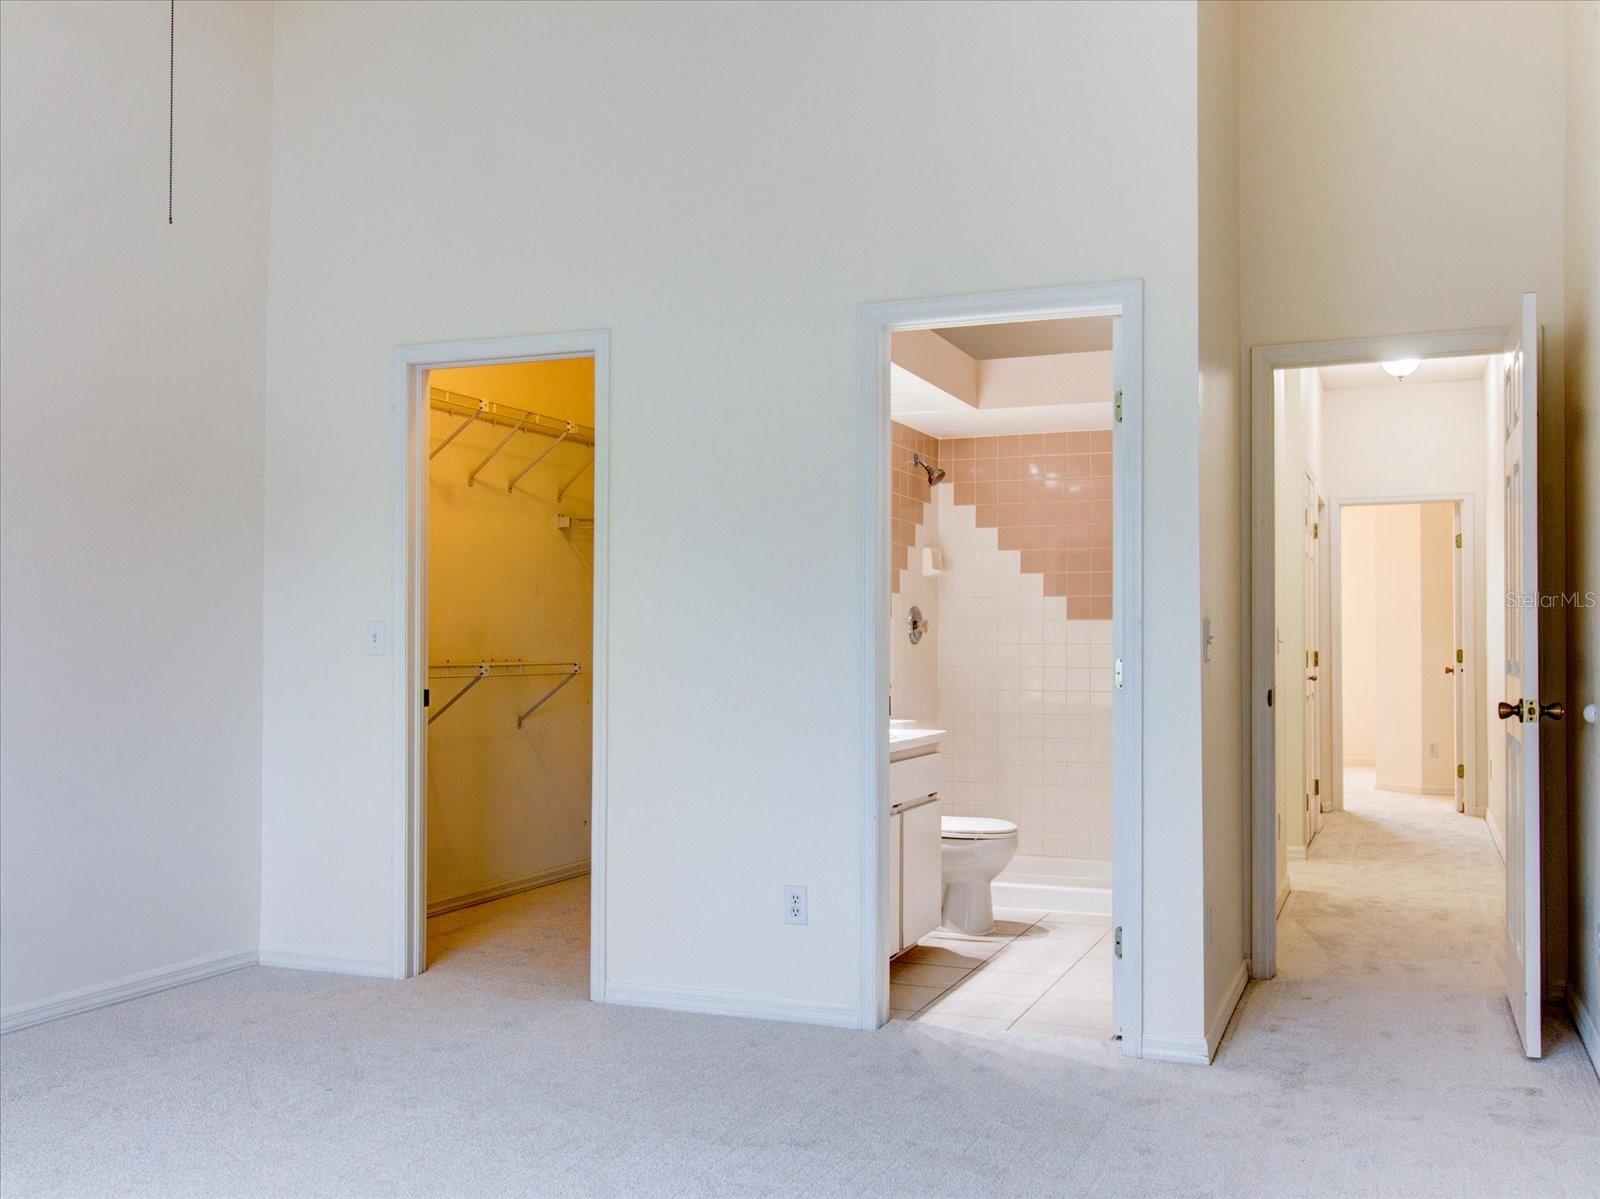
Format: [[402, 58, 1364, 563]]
[[889, 907, 1114, 1039]]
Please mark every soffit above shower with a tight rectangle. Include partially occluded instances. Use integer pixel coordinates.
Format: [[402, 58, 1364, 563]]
[[932, 316, 1113, 360], [890, 316, 1114, 438]]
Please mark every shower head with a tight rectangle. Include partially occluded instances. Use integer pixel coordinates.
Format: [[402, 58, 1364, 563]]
[[912, 453, 946, 486]]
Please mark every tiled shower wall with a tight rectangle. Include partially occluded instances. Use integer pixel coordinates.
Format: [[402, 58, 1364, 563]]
[[931, 487, 1114, 860], [942, 431, 1112, 618], [890, 421, 939, 595]]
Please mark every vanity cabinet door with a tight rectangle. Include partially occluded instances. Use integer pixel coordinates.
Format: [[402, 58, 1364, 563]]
[[901, 798, 944, 948], [888, 810, 904, 954]]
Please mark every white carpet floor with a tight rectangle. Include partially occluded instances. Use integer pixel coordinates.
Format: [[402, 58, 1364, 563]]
[[2, 782, 1597, 1198]]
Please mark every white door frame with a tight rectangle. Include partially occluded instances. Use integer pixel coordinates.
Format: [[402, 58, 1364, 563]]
[[1326, 493, 1479, 821], [1248, 326, 1505, 979], [857, 280, 1145, 1054], [392, 330, 610, 993]]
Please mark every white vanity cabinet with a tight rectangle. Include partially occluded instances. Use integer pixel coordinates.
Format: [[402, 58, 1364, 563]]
[[888, 748, 943, 956]]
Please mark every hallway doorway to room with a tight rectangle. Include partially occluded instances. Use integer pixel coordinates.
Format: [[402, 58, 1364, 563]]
[[860, 282, 1145, 1055], [1250, 297, 1558, 1059], [396, 333, 609, 991]]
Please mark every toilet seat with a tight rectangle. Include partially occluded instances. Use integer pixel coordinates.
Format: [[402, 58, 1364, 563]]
[[941, 816, 1018, 841]]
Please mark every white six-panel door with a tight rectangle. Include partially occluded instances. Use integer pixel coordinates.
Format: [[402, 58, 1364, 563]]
[[1500, 292, 1543, 1059]]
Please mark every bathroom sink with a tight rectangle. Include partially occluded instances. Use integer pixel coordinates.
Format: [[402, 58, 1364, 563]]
[[889, 724, 944, 759]]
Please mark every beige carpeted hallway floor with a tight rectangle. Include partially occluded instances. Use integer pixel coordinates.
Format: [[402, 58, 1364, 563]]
[[2, 783, 1596, 1198]]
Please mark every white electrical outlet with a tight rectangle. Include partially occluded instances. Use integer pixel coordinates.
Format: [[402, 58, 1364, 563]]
[[1428, 742, 1439, 759], [784, 885, 807, 926], [365, 620, 387, 656]]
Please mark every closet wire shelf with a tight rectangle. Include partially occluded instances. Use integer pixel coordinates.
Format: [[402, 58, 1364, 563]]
[[426, 661, 582, 728], [429, 388, 596, 495]]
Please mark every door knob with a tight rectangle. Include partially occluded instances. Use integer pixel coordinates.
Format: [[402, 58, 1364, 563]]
[[1498, 700, 1524, 721], [1539, 701, 1566, 722], [1445, 666, 1455, 675]]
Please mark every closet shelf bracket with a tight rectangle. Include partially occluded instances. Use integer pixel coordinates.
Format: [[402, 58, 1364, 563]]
[[507, 425, 572, 493], [429, 404, 484, 460], [467, 413, 529, 486], [516, 668, 581, 728], [556, 452, 594, 501]]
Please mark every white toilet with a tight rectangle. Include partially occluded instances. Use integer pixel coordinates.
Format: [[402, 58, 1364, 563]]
[[939, 816, 1019, 936]]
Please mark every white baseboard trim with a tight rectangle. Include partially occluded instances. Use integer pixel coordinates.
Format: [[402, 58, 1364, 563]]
[[604, 980, 859, 1029], [1, 948, 257, 1035], [1569, 987, 1599, 1081], [1343, 756, 1374, 767], [1486, 806, 1506, 860], [1420, 785, 1455, 797], [427, 860, 590, 917], [989, 879, 1111, 916], [257, 948, 394, 978], [1143, 960, 1249, 1065], [1141, 1032, 1210, 1064], [1287, 845, 1307, 862], [1206, 959, 1251, 1060]]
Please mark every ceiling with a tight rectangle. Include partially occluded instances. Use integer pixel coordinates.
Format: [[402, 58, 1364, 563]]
[[1318, 354, 1492, 390], [933, 316, 1113, 360]]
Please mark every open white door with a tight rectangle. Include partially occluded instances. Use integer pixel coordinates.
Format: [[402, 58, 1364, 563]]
[[1497, 292, 1557, 1059]]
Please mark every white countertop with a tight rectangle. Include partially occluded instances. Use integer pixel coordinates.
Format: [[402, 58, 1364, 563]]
[[889, 725, 944, 758]]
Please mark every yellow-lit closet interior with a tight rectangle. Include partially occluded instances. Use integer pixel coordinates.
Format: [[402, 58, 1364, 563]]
[[424, 360, 595, 943]]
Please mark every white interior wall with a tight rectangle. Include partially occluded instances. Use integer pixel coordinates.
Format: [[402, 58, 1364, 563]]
[[0, 0, 272, 1020], [1239, 0, 1570, 995], [256, 2, 1210, 1040], [1562, 0, 1599, 1060], [1196, 0, 1248, 1046], [1340, 506, 1378, 766]]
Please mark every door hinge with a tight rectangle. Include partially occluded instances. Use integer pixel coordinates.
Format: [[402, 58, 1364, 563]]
[[423, 688, 430, 707], [1456, 648, 1464, 664], [1455, 533, 1463, 549], [1113, 389, 1124, 423], [1457, 763, 1466, 779], [1313, 649, 1320, 667], [1313, 521, 1320, 539], [1314, 778, 1320, 796], [1114, 657, 1124, 688], [1114, 926, 1123, 959]]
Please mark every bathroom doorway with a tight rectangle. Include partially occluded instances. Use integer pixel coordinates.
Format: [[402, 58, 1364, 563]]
[[394, 332, 609, 988], [860, 283, 1144, 1055]]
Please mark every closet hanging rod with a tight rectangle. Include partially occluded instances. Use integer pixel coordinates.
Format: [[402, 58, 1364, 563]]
[[429, 388, 595, 447], [426, 661, 583, 726]]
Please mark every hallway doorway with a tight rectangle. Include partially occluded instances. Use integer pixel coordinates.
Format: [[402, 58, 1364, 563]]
[[1249, 298, 1561, 1058]]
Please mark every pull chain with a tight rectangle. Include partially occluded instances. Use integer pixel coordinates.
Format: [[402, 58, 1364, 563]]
[[168, 0, 174, 225]]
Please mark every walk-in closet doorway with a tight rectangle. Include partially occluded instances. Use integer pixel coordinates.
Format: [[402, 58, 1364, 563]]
[[394, 332, 610, 993]]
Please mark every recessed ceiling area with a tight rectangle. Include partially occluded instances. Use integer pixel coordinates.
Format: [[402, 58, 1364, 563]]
[[1318, 354, 1491, 390], [933, 316, 1113, 360]]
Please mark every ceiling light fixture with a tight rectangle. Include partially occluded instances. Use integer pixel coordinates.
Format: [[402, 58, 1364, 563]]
[[1381, 357, 1421, 380]]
